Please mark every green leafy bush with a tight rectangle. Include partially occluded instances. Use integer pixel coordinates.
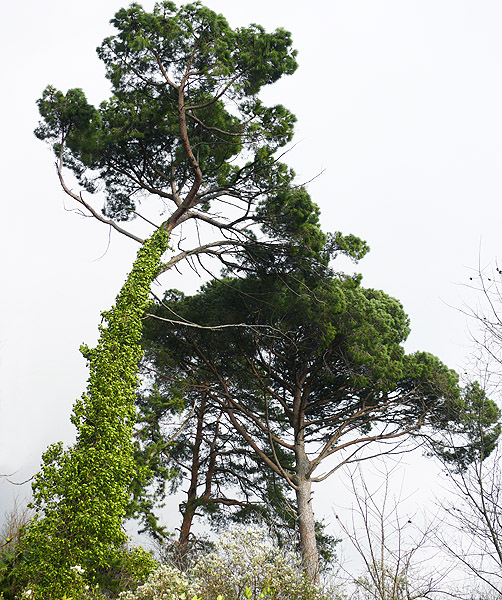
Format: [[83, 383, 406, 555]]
[[0, 504, 32, 600]]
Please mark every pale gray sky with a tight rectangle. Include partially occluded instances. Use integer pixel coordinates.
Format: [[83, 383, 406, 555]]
[[1, 0, 501, 573]]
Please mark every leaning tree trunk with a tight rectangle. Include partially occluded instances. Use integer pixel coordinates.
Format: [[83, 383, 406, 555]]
[[295, 444, 320, 584]]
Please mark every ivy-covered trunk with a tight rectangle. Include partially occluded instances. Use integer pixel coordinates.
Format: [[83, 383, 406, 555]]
[[18, 227, 170, 598]]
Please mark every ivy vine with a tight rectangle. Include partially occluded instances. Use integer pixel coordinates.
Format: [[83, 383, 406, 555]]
[[16, 228, 170, 598]]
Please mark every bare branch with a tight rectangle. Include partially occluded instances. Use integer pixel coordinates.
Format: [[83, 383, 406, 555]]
[[56, 160, 145, 244]]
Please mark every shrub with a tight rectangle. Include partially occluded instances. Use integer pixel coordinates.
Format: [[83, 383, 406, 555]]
[[191, 528, 327, 600], [94, 545, 158, 598], [0, 503, 32, 600], [14, 543, 156, 600], [118, 564, 195, 600], [118, 528, 334, 600]]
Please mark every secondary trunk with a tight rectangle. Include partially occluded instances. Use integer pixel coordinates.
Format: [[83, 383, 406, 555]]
[[177, 396, 206, 561], [178, 499, 197, 562]]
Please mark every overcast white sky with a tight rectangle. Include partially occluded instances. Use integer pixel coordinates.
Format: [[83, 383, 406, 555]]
[[1, 0, 501, 572]]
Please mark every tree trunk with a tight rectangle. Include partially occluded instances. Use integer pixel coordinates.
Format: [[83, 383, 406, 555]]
[[295, 445, 320, 583], [178, 500, 196, 561], [177, 396, 206, 561]]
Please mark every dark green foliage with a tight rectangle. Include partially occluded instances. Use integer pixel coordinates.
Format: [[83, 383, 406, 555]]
[[34, 1, 299, 226], [433, 381, 501, 471], [257, 187, 327, 256], [140, 252, 500, 575], [146, 269, 461, 440]]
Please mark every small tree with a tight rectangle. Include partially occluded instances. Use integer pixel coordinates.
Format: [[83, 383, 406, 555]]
[[142, 256, 495, 583], [436, 385, 502, 596], [434, 264, 502, 597]]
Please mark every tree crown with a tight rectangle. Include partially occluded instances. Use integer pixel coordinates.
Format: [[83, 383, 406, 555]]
[[35, 1, 299, 226]]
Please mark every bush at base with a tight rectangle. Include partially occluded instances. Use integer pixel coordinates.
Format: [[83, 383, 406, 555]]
[[119, 528, 336, 600]]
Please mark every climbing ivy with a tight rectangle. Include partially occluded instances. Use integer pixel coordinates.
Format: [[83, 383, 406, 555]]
[[16, 228, 169, 598]]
